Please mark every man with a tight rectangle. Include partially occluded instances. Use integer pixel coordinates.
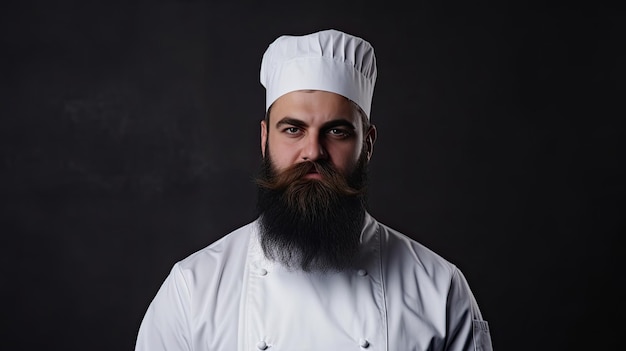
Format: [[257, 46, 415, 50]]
[[135, 29, 493, 351]]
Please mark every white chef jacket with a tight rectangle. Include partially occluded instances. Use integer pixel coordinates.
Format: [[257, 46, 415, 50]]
[[135, 213, 493, 351]]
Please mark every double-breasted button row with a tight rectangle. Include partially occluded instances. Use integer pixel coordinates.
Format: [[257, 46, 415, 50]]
[[255, 266, 370, 349], [256, 339, 369, 349], [258, 267, 368, 277]]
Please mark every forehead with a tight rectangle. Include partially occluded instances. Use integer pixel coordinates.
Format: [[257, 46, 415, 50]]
[[268, 90, 361, 126]]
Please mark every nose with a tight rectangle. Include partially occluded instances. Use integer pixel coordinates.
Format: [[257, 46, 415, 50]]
[[301, 135, 327, 161]]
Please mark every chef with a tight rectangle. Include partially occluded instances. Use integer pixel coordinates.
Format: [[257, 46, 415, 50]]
[[135, 28, 493, 351]]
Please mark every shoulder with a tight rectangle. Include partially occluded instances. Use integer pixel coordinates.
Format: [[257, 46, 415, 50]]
[[373, 217, 458, 281], [173, 219, 257, 284], [372, 216, 482, 309], [135, 221, 258, 349]]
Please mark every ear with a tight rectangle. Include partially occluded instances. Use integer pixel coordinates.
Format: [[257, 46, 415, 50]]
[[364, 124, 377, 162], [260, 119, 268, 157]]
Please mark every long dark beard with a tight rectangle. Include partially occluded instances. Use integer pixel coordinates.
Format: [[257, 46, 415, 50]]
[[255, 153, 369, 273]]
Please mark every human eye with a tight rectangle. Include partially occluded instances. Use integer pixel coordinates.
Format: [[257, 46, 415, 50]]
[[282, 126, 302, 136], [327, 128, 352, 138]]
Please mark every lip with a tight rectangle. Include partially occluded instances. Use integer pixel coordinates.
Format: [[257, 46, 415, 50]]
[[304, 172, 323, 180]]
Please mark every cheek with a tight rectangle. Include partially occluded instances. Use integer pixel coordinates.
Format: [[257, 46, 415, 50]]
[[267, 138, 296, 170], [329, 143, 362, 174]]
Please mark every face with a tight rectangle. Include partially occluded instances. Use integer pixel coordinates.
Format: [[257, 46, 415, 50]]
[[261, 90, 376, 178]]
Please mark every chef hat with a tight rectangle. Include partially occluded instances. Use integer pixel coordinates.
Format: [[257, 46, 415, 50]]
[[260, 29, 377, 118]]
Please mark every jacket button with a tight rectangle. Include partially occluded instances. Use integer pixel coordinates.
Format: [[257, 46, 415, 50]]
[[256, 340, 268, 350], [359, 338, 370, 348], [357, 269, 368, 276], [259, 268, 268, 276]]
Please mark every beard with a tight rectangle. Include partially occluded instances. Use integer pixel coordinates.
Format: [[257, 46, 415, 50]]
[[255, 150, 369, 273]]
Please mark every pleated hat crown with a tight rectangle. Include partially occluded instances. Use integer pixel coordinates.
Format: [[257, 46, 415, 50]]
[[260, 29, 377, 118]]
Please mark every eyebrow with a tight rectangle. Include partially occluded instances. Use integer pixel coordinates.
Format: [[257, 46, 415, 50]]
[[275, 117, 356, 130]]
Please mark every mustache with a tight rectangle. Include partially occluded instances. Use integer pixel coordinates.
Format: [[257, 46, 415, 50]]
[[255, 159, 363, 197]]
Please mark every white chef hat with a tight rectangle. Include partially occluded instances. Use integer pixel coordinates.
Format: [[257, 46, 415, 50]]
[[260, 29, 377, 118]]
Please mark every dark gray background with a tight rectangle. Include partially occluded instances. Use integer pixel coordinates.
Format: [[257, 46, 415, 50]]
[[2, 1, 624, 350]]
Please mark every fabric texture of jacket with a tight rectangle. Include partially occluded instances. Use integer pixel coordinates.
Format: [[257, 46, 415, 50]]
[[136, 213, 493, 351]]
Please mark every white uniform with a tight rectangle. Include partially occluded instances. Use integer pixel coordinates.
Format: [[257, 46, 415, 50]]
[[135, 213, 493, 351]]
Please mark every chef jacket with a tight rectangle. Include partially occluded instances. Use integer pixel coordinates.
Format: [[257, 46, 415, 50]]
[[135, 212, 493, 351]]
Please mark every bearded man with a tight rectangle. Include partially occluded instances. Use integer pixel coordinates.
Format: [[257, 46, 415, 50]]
[[135, 29, 493, 351]]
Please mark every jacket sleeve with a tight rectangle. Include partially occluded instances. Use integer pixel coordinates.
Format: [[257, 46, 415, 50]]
[[444, 268, 493, 351], [135, 263, 192, 351]]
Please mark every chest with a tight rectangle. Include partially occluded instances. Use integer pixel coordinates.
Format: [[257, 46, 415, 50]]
[[194, 226, 450, 351], [239, 259, 387, 351]]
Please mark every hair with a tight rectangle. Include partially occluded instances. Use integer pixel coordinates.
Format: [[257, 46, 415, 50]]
[[255, 148, 369, 272]]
